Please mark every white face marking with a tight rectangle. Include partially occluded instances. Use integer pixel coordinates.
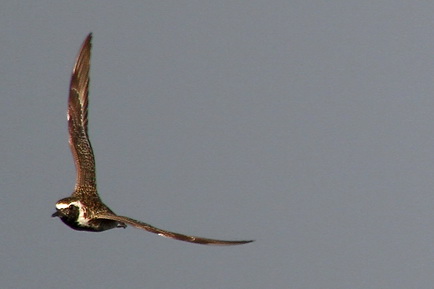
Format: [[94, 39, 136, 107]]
[[56, 201, 77, 209], [55, 201, 89, 226]]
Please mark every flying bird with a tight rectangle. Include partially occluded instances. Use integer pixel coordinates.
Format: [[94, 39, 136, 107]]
[[52, 33, 253, 245]]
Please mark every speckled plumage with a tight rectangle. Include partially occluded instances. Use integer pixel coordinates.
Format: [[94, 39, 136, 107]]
[[52, 33, 253, 245]]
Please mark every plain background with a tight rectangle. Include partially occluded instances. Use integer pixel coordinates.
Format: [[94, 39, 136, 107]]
[[2, 1, 434, 288]]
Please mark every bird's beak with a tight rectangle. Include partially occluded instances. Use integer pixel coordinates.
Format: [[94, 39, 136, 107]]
[[51, 211, 60, 217]]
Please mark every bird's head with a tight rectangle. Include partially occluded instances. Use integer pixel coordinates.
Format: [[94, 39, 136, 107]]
[[52, 198, 89, 230]]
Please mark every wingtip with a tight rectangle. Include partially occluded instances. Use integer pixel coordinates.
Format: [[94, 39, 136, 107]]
[[83, 33, 92, 48], [239, 239, 255, 245], [72, 33, 92, 71]]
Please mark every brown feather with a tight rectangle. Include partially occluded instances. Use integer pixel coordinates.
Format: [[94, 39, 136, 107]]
[[68, 33, 97, 190], [96, 214, 254, 245]]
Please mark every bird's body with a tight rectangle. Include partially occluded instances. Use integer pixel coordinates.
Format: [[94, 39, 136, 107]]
[[52, 34, 253, 245]]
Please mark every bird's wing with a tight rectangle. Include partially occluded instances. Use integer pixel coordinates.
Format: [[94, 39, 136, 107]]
[[68, 33, 97, 191], [96, 213, 254, 245]]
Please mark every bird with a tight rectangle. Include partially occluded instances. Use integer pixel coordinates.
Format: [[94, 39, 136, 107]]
[[52, 33, 253, 245]]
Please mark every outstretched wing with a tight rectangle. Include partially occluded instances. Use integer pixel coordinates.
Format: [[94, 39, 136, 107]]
[[96, 214, 254, 245], [68, 33, 97, 190]]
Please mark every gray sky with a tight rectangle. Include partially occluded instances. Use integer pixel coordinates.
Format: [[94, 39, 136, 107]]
[[2, 1, 434, 288]]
